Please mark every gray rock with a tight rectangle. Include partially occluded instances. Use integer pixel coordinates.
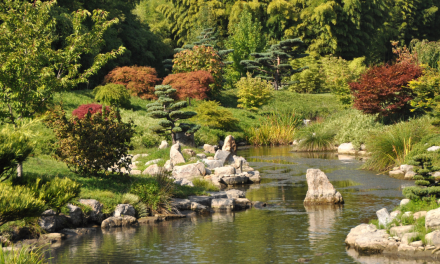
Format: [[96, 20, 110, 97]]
[[426, 207, 440, 229], [220, 175, 249, 185], [338, 143, 356, 155], [400, 199, 410, 206], [214, 150, 234, 165], [389, 170, 405, 179], [188, 196, 212, 207], [182, 149, 196, 157], [79, 199, 104, 223], [234, 198, 251, 210], [142, 164, 162, 175], [390, 210, 401, 219], [345, 224, 390, 252], [247, 171, 261, 183], [211, 198, 235, 211], [145, 159, 162, 166], [214, 166, 236, 177], [191, 202, 209, 213], [376, 208, 391, 227], [404, 171, 416, 180], [401, 232, 419, 245], [222, 135, 237, 153], [172, 162, 206, 180], [170, 143, 185, 165], [39, 209, 68, 232], [428, 146, 440, 152], [303, 169, 343, 205], [171, 198, 191, 210], [174, 178, 194, 187], [164, 160, 173, 172], [101, 216, 138, 228], [425, 230, 440, 246], [114, 204, 136, 217], [400, 165, 414, 173], [390, 225, 414, 238], [159, 140, 168, 149], [225, 189, 246, 199], [207, 191, 228, 199], [409, 241, 423, 247], [203, 144, 218, 154], [202, 159, 224, 169], [414, 211, 427, 220], [66, 204, 83, 227], [196, 153, 206, 159]]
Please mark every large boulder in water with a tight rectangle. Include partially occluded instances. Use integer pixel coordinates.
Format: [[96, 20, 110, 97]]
[[303, 169, 344, 205]]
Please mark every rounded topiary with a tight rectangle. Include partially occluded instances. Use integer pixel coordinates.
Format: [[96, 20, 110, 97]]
[[94, 83, 130, 107]]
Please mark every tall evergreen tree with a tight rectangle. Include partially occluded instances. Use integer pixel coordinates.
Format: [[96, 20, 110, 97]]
[[240, 38, 307, 90]]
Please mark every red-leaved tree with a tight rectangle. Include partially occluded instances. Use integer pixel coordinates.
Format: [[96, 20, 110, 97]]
[[162, 70, 214, 101], [103, 66, 160, 99], [349, 62, 423, 117], [72, 104, 110, 120]]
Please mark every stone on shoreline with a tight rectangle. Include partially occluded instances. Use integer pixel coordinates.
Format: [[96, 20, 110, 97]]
[[400, 199, 410, 206], [211, 199, 235, 211], [191, 202, 210, 213], [222, 135, 237, 153], [172, 162, 206, 180], [389, 170, 405, 179], [220, 175, 249, 186], [101, 216, 138, 228], [225, 189, 246, 199], [171, 198, 191, 211], [39, 209, 68, 232], [114, 204, 135, 217], [303, 169, 344, 205], [214, 166, 236, 177], [66, 204, 84, 227], [214, 150, 234, 165], [426, 208, 440, 229], [234, 198, 251, 210], [79, 199, 104, 223], [376, 208, 392, 227], [202, 159, 224, 169], [338, 143, 356, 155], [345, 224, 389, 252], [425, 230, 440, 246], [390, 225, 414, 238]]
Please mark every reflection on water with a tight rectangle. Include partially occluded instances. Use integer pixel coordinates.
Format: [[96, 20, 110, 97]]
[[48, 146, 423, 264]]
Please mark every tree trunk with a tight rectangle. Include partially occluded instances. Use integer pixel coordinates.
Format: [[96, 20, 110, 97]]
[[172, 133, 176, 145], [17, 162, 23, 177]]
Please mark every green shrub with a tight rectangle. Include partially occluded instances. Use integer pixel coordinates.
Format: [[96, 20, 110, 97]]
[[0, 184, 45, 226], [121, 193, 149, 218], [141, 131, 165, 148], [130, 174, 173, 214], [0, 243, 47, 264], [405, 134, 440, 166], [295, 124, 335, 151], [190, 101, 238, 131], [289, 55, 326, 93], [363, 117, 431, 171], [236, 73, 273, 111], [45, 105, 135, 176], [0, 127, 34, 181], [93, 83, 131, 107]]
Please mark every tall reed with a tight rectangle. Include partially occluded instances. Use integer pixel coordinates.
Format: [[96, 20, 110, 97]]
[[0, 244, 48, 264], [246, 111, 302, 146]]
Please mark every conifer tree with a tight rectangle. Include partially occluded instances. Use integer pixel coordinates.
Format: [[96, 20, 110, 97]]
[[146, 85, 200, 144], [240, 38, 308, 90]]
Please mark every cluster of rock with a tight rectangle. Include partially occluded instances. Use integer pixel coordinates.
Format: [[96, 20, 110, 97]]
[[303, 169, 344, 205], [337, 142, 368, 156], [345, 198, 440, 260], [389, 165, 416, 180]]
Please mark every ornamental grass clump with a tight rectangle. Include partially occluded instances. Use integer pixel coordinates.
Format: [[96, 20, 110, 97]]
[[247, 111, 302, 146], [295, 123, 336, 151], [45, 104, 135, 176], [0, 243, 48, 264]]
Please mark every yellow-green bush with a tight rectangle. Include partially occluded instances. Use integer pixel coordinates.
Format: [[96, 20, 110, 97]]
[[190, 101, 238, 130], [93, 83, 131, 107], [236, 73, 273, 111], [289, 56, 326, 93], [0, 184, 45, 226]]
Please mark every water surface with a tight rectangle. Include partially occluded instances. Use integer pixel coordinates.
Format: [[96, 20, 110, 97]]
[[48, 147, 419, 263]]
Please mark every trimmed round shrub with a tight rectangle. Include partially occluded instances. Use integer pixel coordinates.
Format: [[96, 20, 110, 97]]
[[94, 83, 130, 107], [236, 72, 273, 111]]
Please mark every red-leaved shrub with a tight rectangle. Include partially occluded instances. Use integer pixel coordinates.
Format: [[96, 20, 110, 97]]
[[103, 66, 160, 99], [349, 62, 423, 117], [72, 104, 110, 120], [162, 70, 214, 100]]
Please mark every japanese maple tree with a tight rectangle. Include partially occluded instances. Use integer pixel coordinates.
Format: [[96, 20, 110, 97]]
[[162, 70, 214, 101]]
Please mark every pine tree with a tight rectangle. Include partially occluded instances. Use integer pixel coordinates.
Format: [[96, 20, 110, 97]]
[[240, 38, 308, 90], [146, 85, 200, 144]]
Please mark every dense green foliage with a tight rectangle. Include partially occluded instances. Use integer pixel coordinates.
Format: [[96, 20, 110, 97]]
[[190, 101, 238, 131], [146, 85, 200, 144], [0, 0, 124, 126], [236, 73, 273, 111], [289, 56, 325, 94], [0, 127, 34, 181], [0, 243, 47, 264], [45, 105, 135, 176], [93, 83, 131, 107], [130, 174, 173, 214]]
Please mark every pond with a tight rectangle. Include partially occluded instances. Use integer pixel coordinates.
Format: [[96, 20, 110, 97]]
[[47, 146, 419, 264]]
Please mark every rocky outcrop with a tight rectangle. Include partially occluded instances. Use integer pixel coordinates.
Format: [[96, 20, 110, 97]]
[[345, 224, 390, 252], [171, 198, 191, 211], [426, 208, 440, 229], [114, 204, 136, 217], [101, 216, 138, 228], [39, 209, 68, 232], [79, 199, 104, 223], [191, 202, 210, 213], [220, 175, 249, 186], [214, 166, 236, 177], [202, 159, 224, 169], [222, 135, 237, 153], [66, 204, 84, 226], [203, 144, 218, 154], [303, 169, 344, 205], [159, 140, 168, 149], [211, 199, 235, 211], [214, 150, 234, 165], [172, 162, 206, 180], [170, 143, 185, 165], [225, 189, 246, 199], [338, 143, 356, 155]]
